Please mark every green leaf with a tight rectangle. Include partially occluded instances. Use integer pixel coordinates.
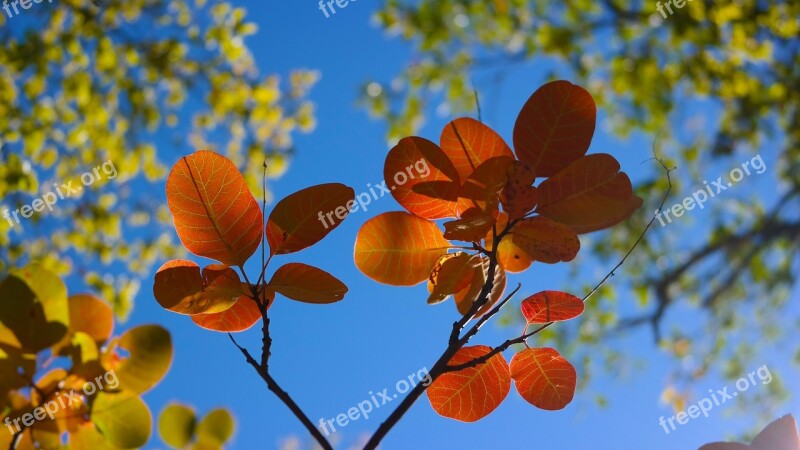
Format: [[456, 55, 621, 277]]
[[159, 403, 196, 449], [0, 264, 69, 352], [196, 408, 235, 445], [91, 392, 151, 449], [111, 325, 172, 394]]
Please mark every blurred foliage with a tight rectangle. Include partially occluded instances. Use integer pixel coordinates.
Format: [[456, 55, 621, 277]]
[[0, 264, 173, 448], [0, 0, 319, 318], [365, 0, 800, 425], [159, 403, 235, 450]]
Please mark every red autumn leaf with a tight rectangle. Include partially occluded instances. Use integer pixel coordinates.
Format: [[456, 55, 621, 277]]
[[457, 156, 514, 215], [192, 286, 272, 332], [501, 161, 539, 219], [520, 291, 585, 324], [439, 117, 515, 181], [454, 257, 506, 318], [510, 216, 580, 264], [153, 260, 242, 315], [266, 183, 355, 255], [266, 263, 348, 304], [427, 345, 511, 422], [443, 208, 496, 242], [511, 347, 577, 410], [166, 150, 263, 266], [426, 253, 479, 305], [536, 153, 641, 233], [385, 136, 461, 219], [513, 80, 596, 178], [354, 211, 451, 286]]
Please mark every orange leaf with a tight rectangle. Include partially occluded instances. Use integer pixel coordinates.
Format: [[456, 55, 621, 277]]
[[192, 286, 272, 332], [520, 291, 584, 324], [384, 136, 461, 219], [501, 161, 539, 219], [266, 183, 355, 255], [427, 345, 511, 422], [426, 253, 479, 305], [513, 80, 596, 177], [454, 257, 506, 317], [443, 208, 495, 242], [67, 294, 114, 343], [510, 216, 580, 264], [439, 117, 514, 181], [485, 213, 532, 273], [267, 263, 347, 304], [166, 150, 263, 266], [153, 260, 242, 315], [511, 347, 577, 410], [456, 156, 514, 214], [536, 154, 640, 233], [354, 211, 450, 286]]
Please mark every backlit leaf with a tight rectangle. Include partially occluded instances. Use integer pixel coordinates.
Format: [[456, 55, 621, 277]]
[[66, 294, 114, 343], [166, 150, 263, 266], [484, 213, 532, 273], [0, 264, 69, 353], [536, 154, 640, 233], [109, 325, 172, 395], [354, 211, 450, 286], [266, 263, 347, 304], [456, 156, 514, 214], [91, 392, 151, 448], [520, 291, 585, 323], [427, 253, 479, 305], [511, 347, 577, 410], [510, 216, 580, 263], [454, 257, 507, 317], [513, 80, 596, 177], [385, 136, 460, 219], [69, 423, 121, 450], [443, 208, 496, 242], [191, 286, 271, 333], [159, 403, 196, 449], [427, 345, 511, 422], [196, 408, 235, 445], [500, 161, 538, 219], [153, 260, 242, 315], [266, 183, 355, 255], [439, 117, 514, 181]]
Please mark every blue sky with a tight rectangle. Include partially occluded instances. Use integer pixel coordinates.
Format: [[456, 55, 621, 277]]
[[14, 1, 797, 449]]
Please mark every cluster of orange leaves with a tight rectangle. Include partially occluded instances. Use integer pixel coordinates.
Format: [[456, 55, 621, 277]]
[[353, 80, 642, 421], [153, 150, 356, 331]]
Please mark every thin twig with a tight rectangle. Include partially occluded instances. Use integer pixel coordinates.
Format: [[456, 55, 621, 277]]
[[228, 334, 332, 450]]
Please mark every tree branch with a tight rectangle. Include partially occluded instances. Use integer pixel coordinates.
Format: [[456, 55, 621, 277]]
[[228, 334, 332, 450]]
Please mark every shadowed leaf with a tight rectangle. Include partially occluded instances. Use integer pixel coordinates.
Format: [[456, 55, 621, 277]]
[[266, 183, 355, 255], [91, 392, 151, 449], [153, 260, 242, 315], [109, 325, 172, 395], [537, 154, 640, 233], [385, 136, 460, 219], [510, 216, 580, 264], [440, 117, 514, 181], [267, 263, 347, 304], [159, 403, 196, 449], [513, 80, 596, 177], [0, 264, 69, 353]]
